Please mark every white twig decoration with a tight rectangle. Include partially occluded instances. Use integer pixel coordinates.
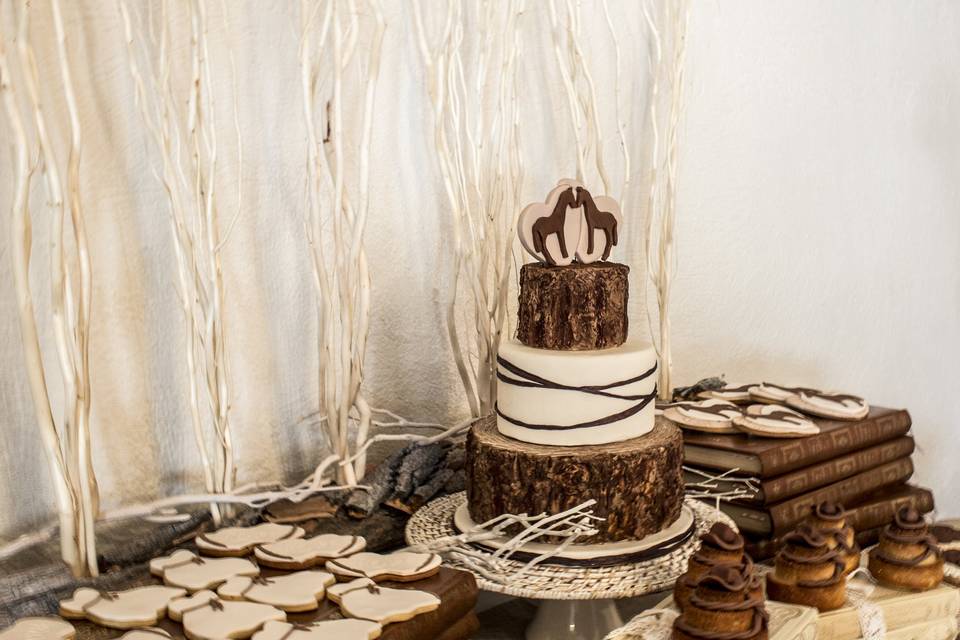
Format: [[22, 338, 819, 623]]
[[0, 0, 100, 577], [684, 466, 760, 507], [117, 0, 241, 521], [547, 0, 610, 193], [299, 0, 385, 483], [643, 0, 689, 401], [408, 500, 601, 582], [412, 0, 526, 418]]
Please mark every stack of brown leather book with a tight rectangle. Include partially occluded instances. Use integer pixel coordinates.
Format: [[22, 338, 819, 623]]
[[682, 407, 935, 559]]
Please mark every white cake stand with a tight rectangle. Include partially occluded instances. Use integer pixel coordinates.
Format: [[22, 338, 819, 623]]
[[406, 493, 733, 640]]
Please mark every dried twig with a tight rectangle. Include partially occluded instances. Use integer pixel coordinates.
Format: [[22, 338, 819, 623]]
[[643, 0, 690, 400], [413, 0, 526, 418], [117, 0, 241, 521], [408, 500, 601, 582], [1, 0, 100, 577], [300, 0, 386, 483]]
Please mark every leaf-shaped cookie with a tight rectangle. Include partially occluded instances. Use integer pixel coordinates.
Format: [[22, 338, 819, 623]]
[[218, 571, 335, 612], [0, 617, 75, 640], [196, 523, 305, 557], [326, 551, 441, 582], [327, 578, 440, 624], [150, 549, 259, 592], [168, 591, 285, 640], [255, 534, 366, 570], [252, 619, 382, 640], [60, 585, 186, 629]]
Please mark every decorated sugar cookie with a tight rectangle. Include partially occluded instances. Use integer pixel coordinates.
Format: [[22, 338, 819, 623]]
[[326, 551, 442, 582], [697, 383, 755, 405], [0, 617, 75, 640], [733, 404, 820, 438], [218, 570, 336, 612], [252, 619, 382, 640], [255, 534, 366, 570], [326, 578, 440, 625], [747, 382, 818, 405], [196, 522, 305, 557], [150, 549, 259, 592], [786, 390, 869, 421], [119, 629, 172, 639], [662, 399, 743, 433], [168, 591, 285, 640], [60, 585, 186, 629]]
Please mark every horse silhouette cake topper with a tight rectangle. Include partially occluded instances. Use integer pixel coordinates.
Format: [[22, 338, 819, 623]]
[[518, 179, 622, 266]]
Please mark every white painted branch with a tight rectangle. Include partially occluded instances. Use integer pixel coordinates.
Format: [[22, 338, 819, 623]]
[[413, 0, 525, 418], [50, 0, 99, 577], [0, 12, 82, 576]]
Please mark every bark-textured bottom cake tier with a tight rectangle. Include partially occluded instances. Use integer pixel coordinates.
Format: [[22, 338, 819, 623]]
[[466, 415, 685, 543]]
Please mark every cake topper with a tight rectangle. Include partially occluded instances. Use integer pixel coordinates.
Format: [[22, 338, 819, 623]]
[[518, 179, 621, 266]]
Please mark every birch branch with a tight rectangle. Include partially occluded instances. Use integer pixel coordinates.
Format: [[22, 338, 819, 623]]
[[0, 6, 83, 576]]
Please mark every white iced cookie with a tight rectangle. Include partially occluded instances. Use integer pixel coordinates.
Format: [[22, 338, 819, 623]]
[[196, 522, 305, 557], [255, 534, 366, 570], [252, 619, 382, 640], [697, 383, 755, 405], [0, 617, 75, 640], [662, 399, 743, 433], [168, 591, 285, 640], [733, 404, 820, 438], [748, 382, 818, 404], [150, 549, 259, 592], [119, 629, 172, 639], [218, 571, 335, 612], [326, 551, 442, 582], [326, 578, 440, 625], [786, 390, 869, 421], [60, 585, 186, 629]]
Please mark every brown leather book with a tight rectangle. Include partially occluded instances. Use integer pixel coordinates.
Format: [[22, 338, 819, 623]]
[[743, 485, 935, 560], [684, 436, 916, 505], [712, 456, 915, 536], [683, 407, 911, 477]]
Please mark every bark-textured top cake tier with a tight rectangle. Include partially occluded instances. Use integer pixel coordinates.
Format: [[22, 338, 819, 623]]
[[498, 179, 658, 446]]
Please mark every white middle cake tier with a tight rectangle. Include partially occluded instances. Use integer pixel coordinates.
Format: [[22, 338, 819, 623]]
[[495, 339, 658, 446]]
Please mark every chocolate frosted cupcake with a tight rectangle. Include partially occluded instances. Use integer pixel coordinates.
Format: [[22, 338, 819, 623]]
[[765, 524, 846, 611], [674, 522, 746, 611], [673, 563, 768, 640], [809, 501, 860, 575], [868, 506, 944, 591]]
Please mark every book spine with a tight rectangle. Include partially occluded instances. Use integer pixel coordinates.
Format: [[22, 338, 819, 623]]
[[769, 457, 914, 536], [762, 436, 915, 504], [850, 487, 935, 532], [758, 409, 911, 476]]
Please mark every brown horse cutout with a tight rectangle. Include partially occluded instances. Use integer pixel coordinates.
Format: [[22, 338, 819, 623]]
[[531, 186, 578, 266], [576, 187, 618, 261]]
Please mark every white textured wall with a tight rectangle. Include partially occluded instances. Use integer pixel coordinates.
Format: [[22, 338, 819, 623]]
[[1, 1, 958, 543]]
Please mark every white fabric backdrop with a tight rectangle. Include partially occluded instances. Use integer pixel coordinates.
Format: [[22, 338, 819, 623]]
[[1, 1, 958, 542]]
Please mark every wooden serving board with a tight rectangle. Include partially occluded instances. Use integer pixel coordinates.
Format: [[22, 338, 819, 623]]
[[65, 566, 478, 640]]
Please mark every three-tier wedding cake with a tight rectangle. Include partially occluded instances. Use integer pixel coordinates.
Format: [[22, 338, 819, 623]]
[[464, 180, 687, 550]]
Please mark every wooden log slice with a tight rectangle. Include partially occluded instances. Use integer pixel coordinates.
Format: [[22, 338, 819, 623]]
[[516, 262, 629, 350], [466, 415, 685, 543]]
